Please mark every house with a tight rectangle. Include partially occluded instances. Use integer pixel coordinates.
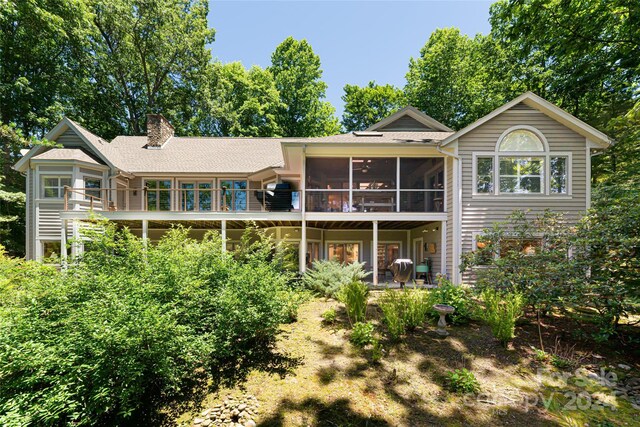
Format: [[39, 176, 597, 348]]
[[14, 92, 611, 284]]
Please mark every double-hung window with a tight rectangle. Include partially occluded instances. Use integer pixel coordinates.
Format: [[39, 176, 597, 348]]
[[145, 179, 172, 211], [474, 127, 570, 196], [42, 176, 72, 199]]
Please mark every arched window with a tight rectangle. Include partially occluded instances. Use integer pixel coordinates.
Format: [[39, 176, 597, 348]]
[[474, 126, 570, 195], [498, 129, 544, 152]]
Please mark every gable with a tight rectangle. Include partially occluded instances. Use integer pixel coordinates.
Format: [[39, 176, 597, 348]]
[[458, 102, 586, 151], [441, 92, 610, 148], [366, 106, 453, 132], [376, 115, 438, 132], [13, 118, 116, 173]]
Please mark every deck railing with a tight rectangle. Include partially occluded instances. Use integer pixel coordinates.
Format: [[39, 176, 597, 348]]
[[63, 187, 446, 214], [63, 186, 301, 213]]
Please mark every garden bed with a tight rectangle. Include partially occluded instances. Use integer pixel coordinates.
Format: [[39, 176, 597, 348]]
[[178, 295, 640, 426]]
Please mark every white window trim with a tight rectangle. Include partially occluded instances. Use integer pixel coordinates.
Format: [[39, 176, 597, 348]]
[[143, 178, 173, 211], [83, 176, 103, 201], [41, 175, 72, 199], [177, 179, 215, 212], [218, 178, 248, 211], [496, 125, 550, 152], [472, 125, 573, 197]]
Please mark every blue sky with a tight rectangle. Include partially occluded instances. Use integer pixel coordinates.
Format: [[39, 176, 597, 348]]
[[207, 1, 493, 117]]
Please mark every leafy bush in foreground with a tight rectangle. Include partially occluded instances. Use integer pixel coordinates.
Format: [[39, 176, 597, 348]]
[[445, 368, 480, 394], [337, 280, 369, 325], [378, 289, 431, 339], [427, 278, 474, 325], [0, 223, 298, 425], [481, 288, 525, 346], [302, 259, 370, 297], [350, 321, 375, 347]]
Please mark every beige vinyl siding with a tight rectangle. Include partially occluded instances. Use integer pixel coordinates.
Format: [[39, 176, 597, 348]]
[[248, 181, 262, 211], [459, 103, 588, 280], [446, 156, 454, 278], [56, 128, 88, 148]]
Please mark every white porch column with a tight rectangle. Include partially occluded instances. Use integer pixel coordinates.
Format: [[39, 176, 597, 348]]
[[372, 220, 378, 286], [142, 219, 148, 248], [60, 219, 68, 261], [221, 220, 227, 252], [299, 219, 307, 273]]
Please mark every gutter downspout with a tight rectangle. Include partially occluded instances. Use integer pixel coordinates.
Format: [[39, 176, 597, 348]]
[[436, 144, 462, 283]]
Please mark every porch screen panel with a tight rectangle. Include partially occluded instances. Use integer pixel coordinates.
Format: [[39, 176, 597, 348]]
[[306, 158, 349, 212], [399, 158, 444, 212]]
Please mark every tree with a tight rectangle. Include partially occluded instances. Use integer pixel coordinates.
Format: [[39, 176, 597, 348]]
[[0, 123, 56, 255], [341, 82, 405, 132], [208, 62, 283, 137], [0, 0, 92, 136], [405, 28, 512, 130], [489, 0, 639, 181], [269, 37, 340, 137], [76, 0, 215, 138]]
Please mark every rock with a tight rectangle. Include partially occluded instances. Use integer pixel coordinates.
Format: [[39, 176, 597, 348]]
[[232, 409, 240, 416], [238, 403, 247, 411], [245, 421, 256, 427], [202, 420, 212, 427], [619, 364, 632, 370], [194, 418, 205, 425], [201, 409, 210, 417]]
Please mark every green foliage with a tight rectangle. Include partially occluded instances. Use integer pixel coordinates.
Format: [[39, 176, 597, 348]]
[[550, 355, 573, 370], [0, 222, 297, 425], [350, 322, 375, 348], [462, 207, 640, 341], [405, 28, 511, 130], [371, 339, 383, 363], [533, 348, 549, 362], [269, 36, 340, 137], [445, 368, 480, 394], [427, 278, 474, 325], [378, 290, 406, 340], [378, 289, 431, 339], [341, 81, 405, 131], [302, 259, 371, 298], [321, 308, 337, 324], [208, 62, 283, 137], [481, 288, 525, 346], [337, 280, 369, 326]]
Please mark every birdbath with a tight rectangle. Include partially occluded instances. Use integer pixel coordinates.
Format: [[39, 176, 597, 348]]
[[433, 304, 455, 336]]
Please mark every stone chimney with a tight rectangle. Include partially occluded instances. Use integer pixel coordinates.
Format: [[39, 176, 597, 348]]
[[146, 114, 174, 148]]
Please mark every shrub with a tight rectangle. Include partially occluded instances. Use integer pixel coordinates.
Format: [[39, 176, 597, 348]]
[[445, 368, 480, 394], [302, 259, 370, 298], [337, 280, 369, 325], [321, 308, 337, 324], [378, 289, 430, 339], [0, 222, 296, 425], [378, 290, 406, 340], [427, 278, 474, 325], [481, 288, 525, 346], [350, 322, 375, 347], [404, 289, 431, 331], [371, 339, 383, 363]]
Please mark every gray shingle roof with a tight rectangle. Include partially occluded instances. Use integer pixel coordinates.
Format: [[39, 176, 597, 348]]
[[32, 148, 103, 165], [101, 136, 285, 174], [302, 131, 454, 144]]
